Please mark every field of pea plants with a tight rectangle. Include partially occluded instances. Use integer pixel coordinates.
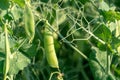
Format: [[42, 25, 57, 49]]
[[0, 0, 120, 80]]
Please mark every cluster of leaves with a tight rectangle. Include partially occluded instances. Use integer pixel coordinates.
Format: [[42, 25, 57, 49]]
[[0, 0, 120, 80]]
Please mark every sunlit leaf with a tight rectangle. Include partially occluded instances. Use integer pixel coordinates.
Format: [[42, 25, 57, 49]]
[[90, 46, 107, 69], [109, 22, 116, 32], [89, 46, 116, 80], [0, 34, 5, 53], [11, 5, 23, 21], [101, 10, 120, 22], [12, 0, 25, 8], [99, 1, 109, 11], [84, 2, 99, 18], [9, 51, 30, 75]]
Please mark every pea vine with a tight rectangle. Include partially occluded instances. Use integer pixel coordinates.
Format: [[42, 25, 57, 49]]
[[0, 0, 120, 80]]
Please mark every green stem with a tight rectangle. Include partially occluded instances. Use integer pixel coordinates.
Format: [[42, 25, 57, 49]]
[[106, 52, 111, 74], [49, 71, 63, 80]]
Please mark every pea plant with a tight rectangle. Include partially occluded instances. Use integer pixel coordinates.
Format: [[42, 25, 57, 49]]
[[0, 0, 120, 80]]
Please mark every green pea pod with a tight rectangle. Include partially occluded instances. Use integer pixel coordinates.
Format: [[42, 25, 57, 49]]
[[44, 21, 59, 68], [4, 24, 11, 80], [24, 3, 35, 43]]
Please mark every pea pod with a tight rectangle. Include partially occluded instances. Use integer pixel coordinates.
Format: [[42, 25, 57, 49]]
[[44, 21, 59, 68], [4, 24, 11, 80], [24, 2, 35, 43]]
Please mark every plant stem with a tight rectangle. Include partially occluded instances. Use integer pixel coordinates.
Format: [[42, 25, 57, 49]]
[[49, 71, 63, 80], [106, 52, 111, 74]]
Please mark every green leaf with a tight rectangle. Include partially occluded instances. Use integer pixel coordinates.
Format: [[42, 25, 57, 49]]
[[93, 24, 112, 50], [99, 1, 109, 11], [79, 0, 89, 4], [0, 60, 4, 73], [0, 52, 5, 61], [111, 36, 120, 50], [89, 46, 115, 80], [90, 46, 107, 70], [0, 34, 5, 53], [20, 43, 38, 58], [84, 2, 99, 18], [112, 64, 120, 77], [8, 51, 30, 75], [4, 12, 13, 21], [94, 24, 112, 43], [0, 0, 9, 10], [12, 0, 25, 8], [109, 22, 117, 32], [101, 10, 120, 22], [89, 60, 107, 80], [11, 5, 23, 21], [0, 33, 19, 53], [0, 10, 7, 19], [51, 0, 59, 3]]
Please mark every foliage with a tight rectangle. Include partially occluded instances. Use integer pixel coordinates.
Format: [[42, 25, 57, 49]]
[[0, 0, 120, 80]]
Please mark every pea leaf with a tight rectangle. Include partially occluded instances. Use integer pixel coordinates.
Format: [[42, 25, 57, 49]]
[[19, 43, 38, 58], [11, 5, 23, 21], [12, 0, 25, 8], [90, 46, 107, 70], [93, 24, 112, 50], [8, 51, 30, 75], [94, 24, 112, 43], [101, 10, 120, 22], [0, 34, 5, 53], [0, 0, 9, 10], [109, 22, 116, 32], [89, 46, 116, 80], [99, 1, 109, 11]]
